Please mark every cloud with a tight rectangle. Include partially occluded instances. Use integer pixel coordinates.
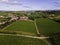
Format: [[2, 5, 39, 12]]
[[23, 6, 31, 8], [0, 0, 23, 5], [8, 3, 23, 5], [10, 1, 22, 5], [1, 0, 9, 2], [13, 1, 18, 3], [53, 0, 60, 7]]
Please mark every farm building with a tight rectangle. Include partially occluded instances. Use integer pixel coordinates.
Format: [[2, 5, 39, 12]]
[[20, 16, 28, 20]]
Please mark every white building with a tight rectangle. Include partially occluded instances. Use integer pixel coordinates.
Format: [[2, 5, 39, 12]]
[[20, 16, 28, 20]]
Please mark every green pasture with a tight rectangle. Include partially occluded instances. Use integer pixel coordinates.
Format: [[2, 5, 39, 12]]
[[0, 35, 48, 45], [4, 20, 36, 33], [36, 18, 60, 35]]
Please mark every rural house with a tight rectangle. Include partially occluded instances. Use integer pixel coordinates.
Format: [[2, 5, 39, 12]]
[[20, 16, 28, 20]]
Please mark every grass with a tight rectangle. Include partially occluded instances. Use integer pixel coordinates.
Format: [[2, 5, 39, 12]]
[[4, 20, 36, 33], [36, 18, 60, 35], [0, 35, 48, 45]]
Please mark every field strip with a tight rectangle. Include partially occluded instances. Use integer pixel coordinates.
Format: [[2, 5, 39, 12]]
[[0, 33, 49, 39], [0, 30, 36, 35], [14, 31, 36, 35], [9, 30, 35, 34]]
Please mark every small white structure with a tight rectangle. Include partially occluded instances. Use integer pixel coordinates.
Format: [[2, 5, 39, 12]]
[[0, 16, 4, 18], [11, 16, 18, 20], [0, 22, 6, 24], [20, 16, 28, 20], [9, 16, 18, 22]]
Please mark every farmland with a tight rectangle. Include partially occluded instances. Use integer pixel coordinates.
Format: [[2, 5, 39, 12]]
[[36, 18, 60, 35], [4, 20, 36, 34], [0, 35, 48, 45], [0, 11, 60, 45]]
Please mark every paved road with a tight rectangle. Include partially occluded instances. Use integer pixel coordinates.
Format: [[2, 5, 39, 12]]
[[0, 34, 49, 39]]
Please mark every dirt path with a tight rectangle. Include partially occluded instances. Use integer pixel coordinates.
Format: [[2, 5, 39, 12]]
[[34, 19, 40, 35], [0, 33, 49, 39]]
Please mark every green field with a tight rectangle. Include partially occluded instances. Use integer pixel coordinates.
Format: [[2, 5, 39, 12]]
[[0, 35, 48, 45], [36, 18, 60, 35], [4, 20, 36, 33]]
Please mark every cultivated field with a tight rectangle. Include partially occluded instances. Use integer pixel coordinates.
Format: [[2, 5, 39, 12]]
[[36, 18, 60, 35], [0, 35, 48, 45], [4, 20, 36, 34]]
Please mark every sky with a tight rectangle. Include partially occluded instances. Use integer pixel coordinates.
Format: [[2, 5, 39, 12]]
[[0, 0, 60, 11]]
